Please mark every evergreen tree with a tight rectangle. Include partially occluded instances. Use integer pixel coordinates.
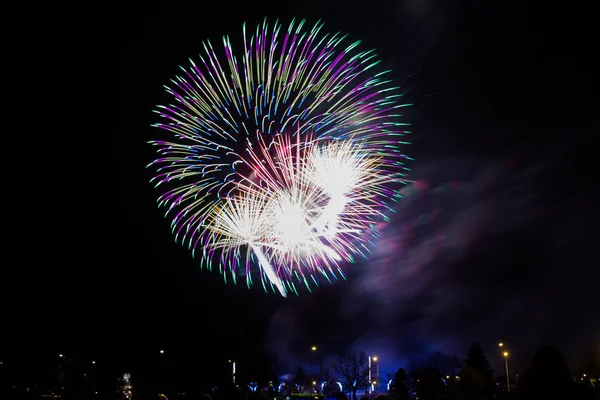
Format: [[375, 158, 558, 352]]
[[390, 368, 410, 400], [459, 343, 493, 400]]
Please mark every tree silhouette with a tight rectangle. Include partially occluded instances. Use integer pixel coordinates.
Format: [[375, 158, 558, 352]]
[[414, 366, 445, 400], [408, 357, 426, 373], [429, 352, 462, 379], [335, 349, 369, 400], [519, 345, 576, 400], [286, 365, 310, 393], [390, 368, 410, 400], [459, 343, 493, 400], [320, 363, 342, 395]]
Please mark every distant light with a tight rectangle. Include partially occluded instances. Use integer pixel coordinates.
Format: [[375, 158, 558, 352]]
[[160, 349, 165, 354], [446, 376, 450, 379], [373, 381, 377, 385], [92, 361, 96, 364], [312, 381, 316, 385], [498, 342, 504, 347], [311, 346, 317, 351], [583, 374, 587, 377], [373, 356, 378, 361], [503, 351, 509, 357], [455, 376, 460, 379], [58, 354, 64, 358]]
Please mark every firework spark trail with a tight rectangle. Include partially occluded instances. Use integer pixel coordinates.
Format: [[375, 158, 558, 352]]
[[148, 18, 412, 295], [306, 138, 386, 236], [203, 131, 395, 294], [213, 132, 345, 291], [205, 190, 287, 296]]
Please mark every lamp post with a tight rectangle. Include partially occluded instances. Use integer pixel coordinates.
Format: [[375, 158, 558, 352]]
[[368, 356, 372, 393], [310, 346, 317, 381], [372, 356, 379, 393], [503, 351, 511, 392], [498, 343, 511, 392], [229, 360, 236, 383]]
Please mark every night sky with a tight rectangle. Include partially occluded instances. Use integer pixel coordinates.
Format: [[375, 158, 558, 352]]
[[17, 0, 597, 388]]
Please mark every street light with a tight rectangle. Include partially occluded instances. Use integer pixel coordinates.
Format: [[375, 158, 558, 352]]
[[503, 351, 511, 392], [372, 356, 380, 393], [368, 357, 372, 393], [159, 349, 164, 354], [498, 342, 504, 347], [310, 346, 317, 381], [229, 360, 236, 383], [92, 361, 96, 364]]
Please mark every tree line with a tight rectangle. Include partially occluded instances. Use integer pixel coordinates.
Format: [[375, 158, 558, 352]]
[[261, 342, 599, 400]]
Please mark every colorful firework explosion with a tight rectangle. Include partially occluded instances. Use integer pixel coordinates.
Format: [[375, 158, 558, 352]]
[[148, 18, 412, 296]]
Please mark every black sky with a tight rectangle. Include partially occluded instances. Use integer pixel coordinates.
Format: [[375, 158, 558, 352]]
[[115, 0, 598, 378], [14, 0, 597, 385]]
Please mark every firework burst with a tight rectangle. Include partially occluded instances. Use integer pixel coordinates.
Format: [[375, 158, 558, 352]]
[[148, 18, 412, 296]]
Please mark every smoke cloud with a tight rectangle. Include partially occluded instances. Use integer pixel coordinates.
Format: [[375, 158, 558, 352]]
[[266, 144, 599, 375]]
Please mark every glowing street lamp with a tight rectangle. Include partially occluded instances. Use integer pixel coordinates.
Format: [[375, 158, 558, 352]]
[[229, 360, 236, 383], [159, 349, 165, 354], [372, 356, 380, 392], [503, 351, 511, 392], [92, 361, 96, 364], [310, 346, 317, 380]]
